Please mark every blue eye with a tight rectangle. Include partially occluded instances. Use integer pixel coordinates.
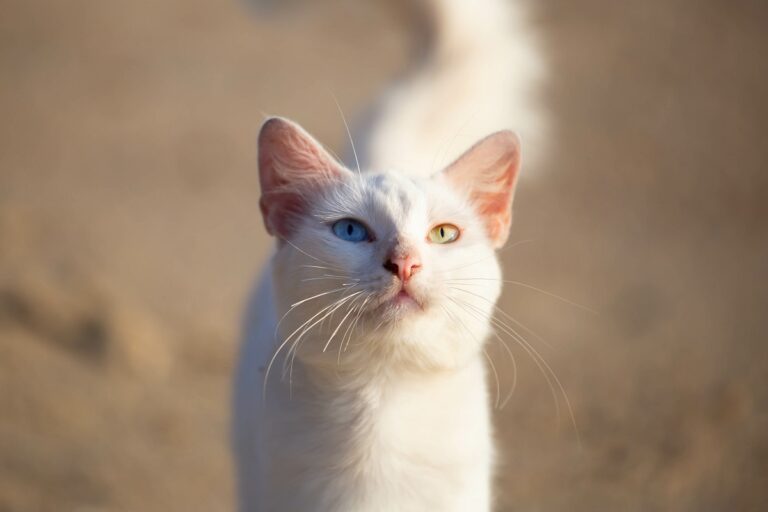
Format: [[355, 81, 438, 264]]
[[332, 218, 370, 242]]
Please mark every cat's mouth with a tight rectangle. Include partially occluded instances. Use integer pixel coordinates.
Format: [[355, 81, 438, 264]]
[[388, 285, 424, 311], [366, 282, 426, 318], [393, 289, 419, 307]]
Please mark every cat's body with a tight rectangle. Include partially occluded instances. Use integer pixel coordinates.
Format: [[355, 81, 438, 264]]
[[235, 269, 492, 511], [233, 1, 545, 510]]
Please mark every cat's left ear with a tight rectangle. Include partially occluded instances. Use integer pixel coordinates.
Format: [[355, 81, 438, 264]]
[[441, 131, 521, 249]]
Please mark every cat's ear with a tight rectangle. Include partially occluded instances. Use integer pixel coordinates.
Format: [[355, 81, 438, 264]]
[[441, 131, 521, 249], [258, 117, 350, 237]]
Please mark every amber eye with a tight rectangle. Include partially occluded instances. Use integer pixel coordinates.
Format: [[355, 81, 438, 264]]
[[428, 223, 460, 244]]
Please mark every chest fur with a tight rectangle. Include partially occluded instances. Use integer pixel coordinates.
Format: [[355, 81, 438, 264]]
[[262, 363, 493, 511]]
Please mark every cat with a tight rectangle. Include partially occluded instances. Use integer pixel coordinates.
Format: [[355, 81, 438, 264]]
[[233, 0, 544, 510], [233, 117, 520, 511]]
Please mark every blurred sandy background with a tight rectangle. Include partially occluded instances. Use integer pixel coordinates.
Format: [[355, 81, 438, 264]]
[[1, 0, 766, 511]]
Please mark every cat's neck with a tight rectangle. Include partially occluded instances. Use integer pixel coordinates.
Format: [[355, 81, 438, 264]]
[[272, 325, 480, 403], [283, 349, 488, 428]]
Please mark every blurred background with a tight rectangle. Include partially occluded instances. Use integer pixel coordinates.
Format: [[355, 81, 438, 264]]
[[1, 0, 767, 510]]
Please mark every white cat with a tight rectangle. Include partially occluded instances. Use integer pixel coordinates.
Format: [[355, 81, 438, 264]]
[[233, 0, 543, 510], [234, 116, 520, 511]]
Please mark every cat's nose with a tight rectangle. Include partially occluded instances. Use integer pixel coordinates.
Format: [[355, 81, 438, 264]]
[[383, 254, 421, 282]]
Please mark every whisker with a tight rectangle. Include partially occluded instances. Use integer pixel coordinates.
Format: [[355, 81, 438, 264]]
[[449, 286, 553, 349], [446, 277, 596, 314], [322, 299, 360, 353], [482, 348, 502, 411], [492, 329, 519, 408], [453, 294, 560, 417], [437, 239, 535, 274], [342, 294, 372, 354], [340, 307, 363, 351], [450, 293, 556, 396], [265, 298, 343, 401], [337, 300, 362, 365], [451, 294, 580, 444], [441, 301, 501, 409], [445, 296, 518, 407], [337, 293, 370, 364], [281, 238, 335, 266], [290, 286, 353, 309], [284, 291, 363, 388], [264, 290, 361, 401], [301, 276, 360, 284], [273, 285, 351, 344], [330, 92, 361, 176], [300, 264, 345, 272]]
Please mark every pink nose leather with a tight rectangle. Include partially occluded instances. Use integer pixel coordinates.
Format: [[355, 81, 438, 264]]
[[383, 254, 422, 282]]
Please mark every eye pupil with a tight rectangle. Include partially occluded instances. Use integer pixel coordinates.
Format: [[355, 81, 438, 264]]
[[347, 224, 353, 235], [440, 227, 445, 238]]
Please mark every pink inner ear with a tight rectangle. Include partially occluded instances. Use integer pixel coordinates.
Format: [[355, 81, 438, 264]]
[[259, 190, 305, 239], [442, 131, 521, 248], [257, 117, 349, 237]]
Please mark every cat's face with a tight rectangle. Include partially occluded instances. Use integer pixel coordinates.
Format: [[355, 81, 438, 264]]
[[259, 118, 520, 372]]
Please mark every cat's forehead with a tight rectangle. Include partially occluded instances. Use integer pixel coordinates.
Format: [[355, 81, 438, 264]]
[[309, 170, 427, 232], [366, 171, 422, 207], [314, 169, 465, 235], [359, 170, 437, 226]]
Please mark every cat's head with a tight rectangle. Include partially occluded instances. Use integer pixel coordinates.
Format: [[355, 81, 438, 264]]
[[258, 117, 521, 373]]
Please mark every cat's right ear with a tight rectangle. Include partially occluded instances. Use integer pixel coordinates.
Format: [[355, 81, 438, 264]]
[[258, 117, 350, 237]]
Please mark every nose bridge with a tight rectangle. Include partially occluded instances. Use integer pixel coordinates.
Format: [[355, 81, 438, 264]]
[[378, 180, 426, 280], [388, 236, 418, 261], [380, 178, 423, 260]]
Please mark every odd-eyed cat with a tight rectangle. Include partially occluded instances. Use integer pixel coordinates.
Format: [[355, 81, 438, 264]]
[[233, 0, 544, 510], [233, 117, 521, 511]]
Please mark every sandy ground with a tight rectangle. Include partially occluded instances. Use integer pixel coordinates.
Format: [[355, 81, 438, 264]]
[[1, 0, 767, 511]]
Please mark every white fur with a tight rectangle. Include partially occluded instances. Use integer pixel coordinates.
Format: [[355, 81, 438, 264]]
[[234, 170, 504, 511], [234, 1, 539, 510]]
